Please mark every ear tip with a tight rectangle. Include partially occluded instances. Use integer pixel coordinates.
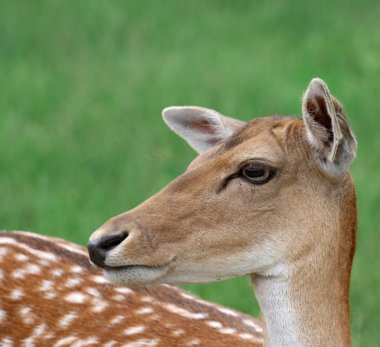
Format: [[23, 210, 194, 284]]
[[162, 106, 179, 117], [310, 77, 325, 84], [162, 107, 186, 125], [162, 106, 198, 117], [308, 77, 328, 91], [303, 78, 331, 100], [162, 106, 220, 123]]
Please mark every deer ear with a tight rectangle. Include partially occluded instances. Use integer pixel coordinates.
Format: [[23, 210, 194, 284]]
[[162, 106, 245, 153], [302, 78, 357, 177]]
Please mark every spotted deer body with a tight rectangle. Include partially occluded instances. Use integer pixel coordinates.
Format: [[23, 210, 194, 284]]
[[0, 232, 263, 346], [89, 79, 357, 347]]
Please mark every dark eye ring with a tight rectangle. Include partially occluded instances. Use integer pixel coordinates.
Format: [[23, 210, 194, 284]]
[[240, 164, 275, 185]]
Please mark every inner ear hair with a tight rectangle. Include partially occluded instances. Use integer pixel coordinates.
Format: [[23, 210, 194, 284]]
[[303, 79, 344, 162], [302, 78, 357, 177], [162, 106, 245, 154]]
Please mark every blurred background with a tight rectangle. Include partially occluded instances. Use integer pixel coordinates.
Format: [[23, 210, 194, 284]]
[[1, 1, 379, 345]]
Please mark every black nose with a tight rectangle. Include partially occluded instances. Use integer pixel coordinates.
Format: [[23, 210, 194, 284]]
[[87, 232, 128, 268]]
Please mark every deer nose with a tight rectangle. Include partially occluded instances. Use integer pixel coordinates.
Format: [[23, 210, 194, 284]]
[[87, 232, 128, 268]]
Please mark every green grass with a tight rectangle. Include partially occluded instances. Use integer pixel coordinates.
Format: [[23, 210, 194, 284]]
[[1, 1, 379, 345]]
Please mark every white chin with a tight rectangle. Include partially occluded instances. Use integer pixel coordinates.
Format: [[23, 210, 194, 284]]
[[104, 266, 167, 287], [162, 272, 232, 285]]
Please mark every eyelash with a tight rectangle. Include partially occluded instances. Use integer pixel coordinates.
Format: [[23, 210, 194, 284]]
[[239, 167, 276, 185], [218, 163, 277, 192]]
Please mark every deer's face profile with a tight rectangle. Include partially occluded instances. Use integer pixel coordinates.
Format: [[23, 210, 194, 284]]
[[88, 79, 356, 287]]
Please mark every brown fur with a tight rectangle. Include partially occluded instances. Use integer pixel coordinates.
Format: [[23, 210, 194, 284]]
[[0, 232, 263, 346]]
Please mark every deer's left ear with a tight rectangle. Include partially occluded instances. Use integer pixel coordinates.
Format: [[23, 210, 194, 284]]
[[162, 106, 245, 153], [302, 78, 357, 177]]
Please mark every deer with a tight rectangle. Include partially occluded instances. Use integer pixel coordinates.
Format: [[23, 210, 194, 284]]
[[87, 78, 357, 346], [0, 78, 357, 346]]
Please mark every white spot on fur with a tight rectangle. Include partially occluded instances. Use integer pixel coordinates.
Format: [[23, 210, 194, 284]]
[[0, 337, 13, 347], [19, 307, 35, 325], [180, 290, 222, 310], [180, 292, 197, 300], [91, 298, 108, 313], [0, 247, 8, 260], [85, 287, 101, 297], [124, 326, 146, 336], [10, 288, 24, 300], [188, 338, 201, 346], [141, 296, 153, 303], [12, 269, 25, 279], [40, 280, 54, 291], [136, 306, 154, 315], [51, 268, 64, 277], [219, 327, 237, 335], [122, 338, 159, 347], [34, 323, 47, 337], [110, 315, 124, 325], [103, 342, 117, 347], [91, 275, 108, 284], [172, 329, 185, 337], [114, 287, 133, 295], [243, 319, 263, 332], [21, 323, 47, 346], [15, 253, 29, 262], [0, 309, 7, 324], [239, 333, 258, 340], [58, 311, 77, 329], [21, 337, 35, 347], [70, 265, 83, 274], [206, 320, 223, 329], [149, 314, 160, 321], [65, 277, 83, 288], [163, 303, 208, 320], [65, 292, 87, 304], [218, 307, 238, 317], [112, 294, 125, 302], [44, 332, 55, 340], [32, 247, 57, 261], [44, 291, 57, 300], [13, 263, 41, 279], [38, 259, 51, 267], [53, 336, 77, 347], [71, 337, 98, 347], [0, 238, 57, 262]]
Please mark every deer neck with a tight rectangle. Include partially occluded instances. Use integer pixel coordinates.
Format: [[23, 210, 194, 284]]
[[252, 180, 356, 347], [253, 259, 351, 347]]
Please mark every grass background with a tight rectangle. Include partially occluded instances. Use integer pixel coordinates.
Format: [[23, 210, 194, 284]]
[[1, 1, 379, 345]]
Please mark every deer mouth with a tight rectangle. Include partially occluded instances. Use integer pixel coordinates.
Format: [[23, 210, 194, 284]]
[[103, 257, 176, 286]]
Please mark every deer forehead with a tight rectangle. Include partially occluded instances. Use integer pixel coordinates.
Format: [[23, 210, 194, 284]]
[[188, 116, 301, 172]]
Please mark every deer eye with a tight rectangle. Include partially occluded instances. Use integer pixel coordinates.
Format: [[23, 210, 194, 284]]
[[240, 164, 275, 185]]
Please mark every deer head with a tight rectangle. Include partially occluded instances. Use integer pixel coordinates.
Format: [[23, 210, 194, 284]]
[[88, 78, 356, 289]]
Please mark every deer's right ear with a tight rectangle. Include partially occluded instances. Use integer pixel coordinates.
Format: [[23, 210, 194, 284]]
[[302, 78, 357, 177], [162, 106, 245, 153]]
